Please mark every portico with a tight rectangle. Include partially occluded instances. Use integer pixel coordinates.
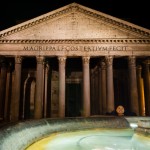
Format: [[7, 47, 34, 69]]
[[0, 3, 150, 121]]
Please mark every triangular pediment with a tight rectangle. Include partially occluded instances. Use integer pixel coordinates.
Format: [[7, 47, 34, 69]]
[[0, 3, 150, 40]]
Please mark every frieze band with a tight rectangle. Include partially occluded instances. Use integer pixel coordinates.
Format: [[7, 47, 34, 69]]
[[23, 45, 128, 52]]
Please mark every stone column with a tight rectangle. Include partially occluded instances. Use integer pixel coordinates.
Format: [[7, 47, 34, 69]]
[[82, 56, 90, 117], [91, 68, 98, 115], [34, 56, 45, 119], [0, 60, 7, 120], [44, 62, 49, 118], [90, 70, 94, 115], [143, 60, 150, 116], [105, 56, 114, 113], [137, 65, 145, 116], [11, 56, 22, 121], [98, 66, 102, 115], [95, 68, 99, 114], [128, 56, 139, 115], [101, 61, 107, 114], [4, 63, 12, 121], [58, 56, 66, 118], [47, 64, 52, 118]]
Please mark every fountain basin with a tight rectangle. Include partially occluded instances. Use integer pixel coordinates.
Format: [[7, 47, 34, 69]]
[[0, 117, 150, 150]]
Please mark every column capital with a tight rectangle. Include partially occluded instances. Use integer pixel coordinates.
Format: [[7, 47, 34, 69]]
[[137, 65, 142, 72], [0, 57, 7, 68], [15, 56, 23, 64], [45, 62, 49, 74], [45, 61, 49, 69], [143, 59, 150, 65], [36, 56, 45, 64], [137, 65, 142, 78], [128, 56, 136, 66], [101, 61, 106, 70], [82, 56, 90, 64], [137, 65, 142, 70], [58, 56, 66, 64], [95, 68, 99, 75], [105, 56, 113, 66], [0, 56, 5, 63], [98, 66, 101, 72]]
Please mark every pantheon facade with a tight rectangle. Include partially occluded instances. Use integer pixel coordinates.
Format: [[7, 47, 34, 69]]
[[0, 3, 150, 121]]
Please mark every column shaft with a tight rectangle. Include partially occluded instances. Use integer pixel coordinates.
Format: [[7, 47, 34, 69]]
[[105, 56, 114, 113], [34, 56, 44, 119], [90, 71, 94, 115], [101, 61, 107, 114], [0, 62, 7, 120], [44, 63, 49, 118], [137, 65, 145, 116], [11, 56, 22, 121], [98, 67, 102, 115], [92, 68, 99, 115], [82, 57, 90, 117], [143, 60, 150, 115], [4, 63, 12, 121], [58, 56, 66, 118], [128, 56, 139, 115]]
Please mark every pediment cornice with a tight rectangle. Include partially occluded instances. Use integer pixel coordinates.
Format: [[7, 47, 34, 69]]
[[0, 3, 150, 39], [0, 39, 150, 44]]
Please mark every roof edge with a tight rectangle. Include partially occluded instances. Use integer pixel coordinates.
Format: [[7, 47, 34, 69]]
[[0, 2, 150, 39]]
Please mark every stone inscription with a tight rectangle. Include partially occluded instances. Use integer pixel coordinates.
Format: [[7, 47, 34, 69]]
[[23, 45, 128, 52]]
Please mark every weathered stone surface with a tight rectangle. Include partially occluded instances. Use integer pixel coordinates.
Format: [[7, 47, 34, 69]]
[[0, 3, 149, 40], [51, 71, 59, 117], [134, 120, 150, 137], [0, 3, 149, 56], [0, 117, 130, 150], [138, 120, 150, 128]]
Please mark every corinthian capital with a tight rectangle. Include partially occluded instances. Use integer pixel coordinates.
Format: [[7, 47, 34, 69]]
[[15, 56, 23, 64], [36, 56, 45, 64], [58, 56, 66, 64], [0, 56, 6, 67], [143, 59, 150, 65], [128, 56, 136, 67], [45, 62, 50, 74], [101, 61, 106, 70], [105, 56, 113, 66], [82, 56, 90, 64]]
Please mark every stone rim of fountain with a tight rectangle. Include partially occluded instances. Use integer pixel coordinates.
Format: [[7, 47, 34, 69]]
[[138, 120, 150, 129]]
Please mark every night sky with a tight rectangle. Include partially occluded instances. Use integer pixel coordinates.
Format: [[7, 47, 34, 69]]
[[0, 0, 149, 31]]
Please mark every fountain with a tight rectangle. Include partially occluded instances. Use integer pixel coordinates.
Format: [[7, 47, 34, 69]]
[[0, 117, 150, 150]]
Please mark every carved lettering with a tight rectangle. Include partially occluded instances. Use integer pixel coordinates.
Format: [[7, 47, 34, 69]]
[[23, 45, 128, 52]]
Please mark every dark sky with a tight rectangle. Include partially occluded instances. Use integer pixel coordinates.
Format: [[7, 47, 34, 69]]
[[0, 0, 149, 31]]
